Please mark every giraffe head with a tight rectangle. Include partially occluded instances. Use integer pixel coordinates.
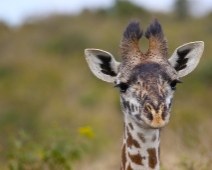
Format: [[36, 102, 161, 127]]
[[85, 19, 204, 129]]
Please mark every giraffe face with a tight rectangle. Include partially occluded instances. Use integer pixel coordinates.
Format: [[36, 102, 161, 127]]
[[85, 19, 204, 129], [116, 61, 178, 128]]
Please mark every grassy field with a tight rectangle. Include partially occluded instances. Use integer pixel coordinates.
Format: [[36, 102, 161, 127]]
[[0, 2, 212, 170]]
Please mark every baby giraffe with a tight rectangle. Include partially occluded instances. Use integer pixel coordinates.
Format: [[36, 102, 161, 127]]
[[84, 19, 204, 170]]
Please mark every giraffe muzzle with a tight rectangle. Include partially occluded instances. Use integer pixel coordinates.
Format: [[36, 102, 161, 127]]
[[143, 102, 169, 128]]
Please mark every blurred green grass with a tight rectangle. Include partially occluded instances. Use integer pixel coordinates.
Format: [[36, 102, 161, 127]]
[[0, 1, 212, 169]]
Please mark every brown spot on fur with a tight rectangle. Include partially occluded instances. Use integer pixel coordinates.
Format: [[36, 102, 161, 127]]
[[127, 164, 133, 170], [137, 133, 146, 143], [128, 152, 143, 165], [128, 123, 134, 130], [135, 114, 141, 120], [127, 163, 133, 170], [152, 134, 157, 142], [122, 144, 126, 169], [127, 128, 140, 148], [147, 148, 157, 169]]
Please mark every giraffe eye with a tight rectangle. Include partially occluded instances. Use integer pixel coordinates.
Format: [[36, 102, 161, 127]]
[[114, 83, 129, 93], [170, 79, 182, 90]]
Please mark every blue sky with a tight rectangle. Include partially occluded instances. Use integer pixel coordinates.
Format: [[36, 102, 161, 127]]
[[0, 0, 212, 26]]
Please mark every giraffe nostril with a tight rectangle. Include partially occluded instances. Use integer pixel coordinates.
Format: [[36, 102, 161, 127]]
[[160, 103, 165, 110], [145, 103, 152, 112]]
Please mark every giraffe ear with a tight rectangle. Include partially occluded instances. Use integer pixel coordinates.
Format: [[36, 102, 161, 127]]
[[168, 41, 204, 78], [85, 49, 120, 83]]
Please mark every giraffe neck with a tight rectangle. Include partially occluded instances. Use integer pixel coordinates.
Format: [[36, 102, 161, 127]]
[[121, 116, 161, 170]]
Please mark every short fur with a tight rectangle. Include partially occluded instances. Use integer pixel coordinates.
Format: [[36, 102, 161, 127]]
[[119, 21, 143, 61], [145, 19, 163, 39], [124, 21, 143, 41], [119, 19, 168, 65], [145, 19, 168, 59]]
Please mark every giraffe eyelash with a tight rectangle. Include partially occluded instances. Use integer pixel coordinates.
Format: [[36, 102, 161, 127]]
[[170, 79, 183, 90], [114, 83, 129, 93]]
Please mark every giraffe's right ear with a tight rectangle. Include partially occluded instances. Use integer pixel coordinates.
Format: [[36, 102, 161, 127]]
[[85, 49, 121, 83]]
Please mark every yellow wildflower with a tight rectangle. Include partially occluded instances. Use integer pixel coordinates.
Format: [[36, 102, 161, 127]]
[[78, 126, 95, 138]]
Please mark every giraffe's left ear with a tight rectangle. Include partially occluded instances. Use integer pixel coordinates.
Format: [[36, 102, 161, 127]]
[[168, 41, 204, 78], [85, 49, 121, 83]]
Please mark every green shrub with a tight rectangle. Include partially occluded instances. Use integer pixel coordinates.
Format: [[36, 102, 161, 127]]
[[8, 126, 95, 170]]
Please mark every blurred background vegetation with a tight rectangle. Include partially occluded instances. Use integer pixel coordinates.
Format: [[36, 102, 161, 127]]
[[0, 0, 212, 169]]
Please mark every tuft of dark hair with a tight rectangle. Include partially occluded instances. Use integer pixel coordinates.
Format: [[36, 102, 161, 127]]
[[123, 21, 143, 40], [145, 19, 163, 39]]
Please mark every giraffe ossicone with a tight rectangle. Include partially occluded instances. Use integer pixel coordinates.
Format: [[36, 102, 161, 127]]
[[84, 19, 204, 170]]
